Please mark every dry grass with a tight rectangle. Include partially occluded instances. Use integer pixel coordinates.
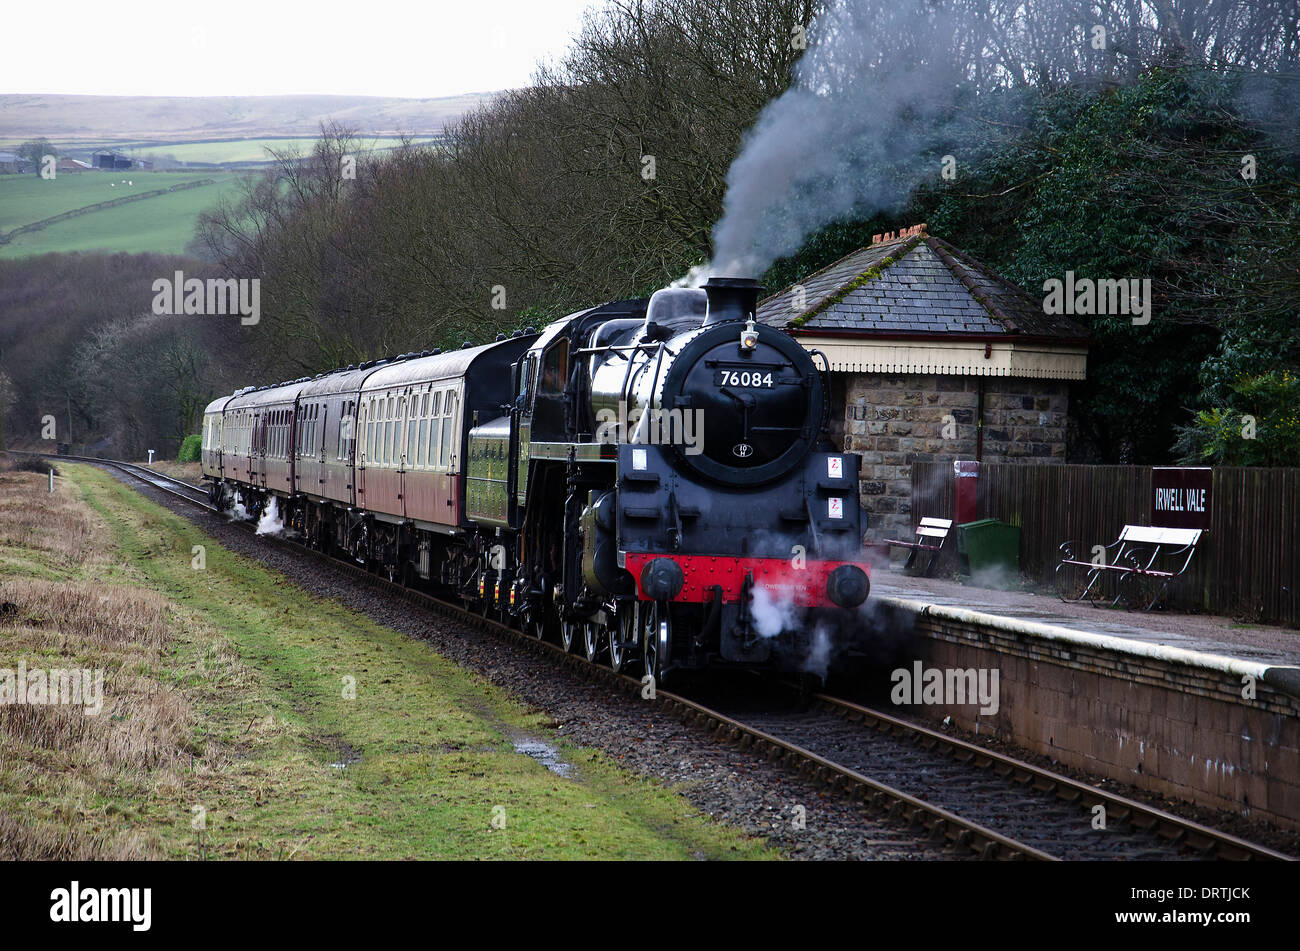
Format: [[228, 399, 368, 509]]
[[0, 578, 187, 767], [0, 576, 170, 650], [0, 813, 156, 860], [0, 474, 190, 859], [141, 460, 203, 486], [0, 468, 102, 565]]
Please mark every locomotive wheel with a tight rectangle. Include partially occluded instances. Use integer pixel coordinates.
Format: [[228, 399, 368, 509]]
[[610, 604, 637, 674], [641, 601, 671, 682], [560, 619, 581, 654], [522, 604, 545, 640], [583, 621, 604, 663]]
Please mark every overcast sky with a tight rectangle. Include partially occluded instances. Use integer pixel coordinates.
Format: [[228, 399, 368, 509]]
[[5, 0, 600, 98]]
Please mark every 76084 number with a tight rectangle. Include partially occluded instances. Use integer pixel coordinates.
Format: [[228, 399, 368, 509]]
[[715, 369, 774, 388]]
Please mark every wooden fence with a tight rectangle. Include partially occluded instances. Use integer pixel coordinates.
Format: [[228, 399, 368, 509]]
[[910, 462, 1300, 627]]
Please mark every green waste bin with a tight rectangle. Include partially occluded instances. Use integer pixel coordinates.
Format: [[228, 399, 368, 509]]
[[957, 518, 1021, 588]]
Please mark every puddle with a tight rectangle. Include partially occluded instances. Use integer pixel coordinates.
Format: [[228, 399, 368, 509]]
[[512, 738, 574, 778], [329, 749, 362, 771]]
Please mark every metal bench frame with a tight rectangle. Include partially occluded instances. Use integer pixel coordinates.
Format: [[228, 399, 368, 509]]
[[1056, 525, 1202, 611], [885, 517, 953, 577]]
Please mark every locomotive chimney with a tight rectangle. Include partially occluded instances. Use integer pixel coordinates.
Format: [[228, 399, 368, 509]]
[[702, 277, 763, 326]]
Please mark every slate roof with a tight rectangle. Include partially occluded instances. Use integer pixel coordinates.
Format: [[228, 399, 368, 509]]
[[757, 233, 1088, 342]]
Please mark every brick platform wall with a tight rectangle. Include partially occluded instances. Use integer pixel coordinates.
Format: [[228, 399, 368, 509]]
[[839, 373, 1070, 543], [886, 599, 1300, 831]]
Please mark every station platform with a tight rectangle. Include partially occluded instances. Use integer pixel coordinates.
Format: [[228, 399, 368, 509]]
[[871, 566, 1300, 669], [866, 565, 1300, 828]]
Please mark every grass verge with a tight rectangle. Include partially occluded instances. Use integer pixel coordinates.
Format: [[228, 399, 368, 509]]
[[0, 464, 772, 860]]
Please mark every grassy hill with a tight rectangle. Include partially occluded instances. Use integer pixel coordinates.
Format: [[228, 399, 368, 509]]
[[0, 171, 220, 230], [0, 92, 492, 145], [0, 171, 248, 257], [116, 136, 442, 167], [0, 92, 486, 255]]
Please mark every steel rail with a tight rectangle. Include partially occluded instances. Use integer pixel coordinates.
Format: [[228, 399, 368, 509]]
[[809, 692, 1293, 861]]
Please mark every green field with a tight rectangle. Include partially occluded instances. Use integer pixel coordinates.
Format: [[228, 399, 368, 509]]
[[0, 171, 221, 230], [0, 172, 248, 258]]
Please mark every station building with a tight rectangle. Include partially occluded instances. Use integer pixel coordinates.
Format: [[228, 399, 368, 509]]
[[757, 226, 1090, 542]]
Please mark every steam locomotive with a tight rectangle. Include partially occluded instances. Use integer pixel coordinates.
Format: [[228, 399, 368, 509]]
[[201, 277, 871, 680]]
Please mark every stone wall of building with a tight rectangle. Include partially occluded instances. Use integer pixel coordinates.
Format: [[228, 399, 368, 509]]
[[839, 373, 1070, 542]]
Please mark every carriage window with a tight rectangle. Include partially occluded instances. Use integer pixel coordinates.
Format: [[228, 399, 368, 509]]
[[341, 403, 350, 460], [394, 397, 404, 465], [440, 391, 456, 466], [406, 399, 416, 465], [343, 400, 355, 460], [366, 406, 375, 462], [400, 397, 408, 464]]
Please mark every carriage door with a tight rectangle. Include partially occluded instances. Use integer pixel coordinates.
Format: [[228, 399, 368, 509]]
[[318, 403, 329, 471], [398, 391, 409, 520], [356, 398, 369, 509], [214, 415, 224, 479], [248, 412, 259, 485]]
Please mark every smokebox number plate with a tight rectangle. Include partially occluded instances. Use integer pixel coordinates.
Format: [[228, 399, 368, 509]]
[[715, 370, 773, 388]]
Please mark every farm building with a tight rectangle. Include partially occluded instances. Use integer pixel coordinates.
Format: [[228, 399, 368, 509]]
[[56, 158, 94, 173], [0, 151, 32, 174], [92, 150, 133, 170], [757, 226, 1090, 543]]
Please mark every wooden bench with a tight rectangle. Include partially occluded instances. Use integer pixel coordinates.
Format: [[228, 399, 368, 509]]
[[1055, 525, 1203, 611], [885, 517, 953, 576]]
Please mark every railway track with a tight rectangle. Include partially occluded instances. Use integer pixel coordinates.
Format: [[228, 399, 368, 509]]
[[36, 452, 1295, 862], [707, 690, 1292, 860]]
